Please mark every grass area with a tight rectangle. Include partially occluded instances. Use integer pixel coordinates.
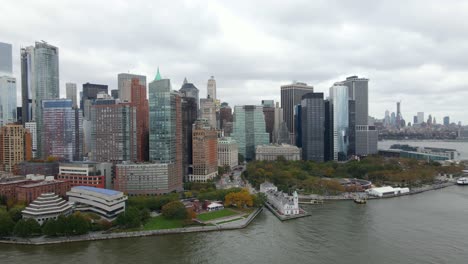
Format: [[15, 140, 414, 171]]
[[216, 217, 244, 225], [143, 216, 184, 231], [197, 209, 238, 222]]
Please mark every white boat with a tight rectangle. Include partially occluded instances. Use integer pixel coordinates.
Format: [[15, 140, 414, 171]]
[[456, 177, 468, 185]]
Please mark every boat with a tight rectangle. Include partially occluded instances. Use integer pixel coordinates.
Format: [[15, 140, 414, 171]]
[[353, 198, 367, 204], [456, 177, 468, 185]]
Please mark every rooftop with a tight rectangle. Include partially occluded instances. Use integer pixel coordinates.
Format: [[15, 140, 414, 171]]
[[72, 186, 121, 196]]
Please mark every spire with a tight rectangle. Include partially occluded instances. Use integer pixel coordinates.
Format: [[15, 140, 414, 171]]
[[155, 67, 162, 81], [183, 77, 188, 84]]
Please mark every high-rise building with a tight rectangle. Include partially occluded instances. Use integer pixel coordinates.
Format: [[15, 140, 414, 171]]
[[272, 102, 284, 144], [190, 119, 218, 182], [232, 105, 269, 160], [180, 96, 197, 179], [111, 89, 119, 99], [179, 77, 199, 109], [0, 42, 13, 74], [220, 102, 233, 135], [329, 85, 349, 161], [301, 93, 325, 162], [90, 98, 137, 162], [41, 99, 82, 161], [0, 75, 16, 126], [81, 83, 108, 119], [24, 122, 37, 158], [413, 116, 418, 125], [218, 137, 238, 169], [336, 76, 377, 156], [262, 101, 275, 143], [444, 116, 450, 126], [0, 124, 32, 172], [117, 73, 146, 103], [207, 76, 217, 100], [65, 83, 78, 109], [280, 81, 314, 140], [417, 112, 424, 124], [130, 78, 149, 161], [200, 97, 217, 129], [148, 69, 183, 192], [20, 42, 59, 158], [261, 100, 274, 108]]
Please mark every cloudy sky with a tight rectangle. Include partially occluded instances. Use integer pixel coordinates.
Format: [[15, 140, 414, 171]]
[[2, 0, 468, 124]]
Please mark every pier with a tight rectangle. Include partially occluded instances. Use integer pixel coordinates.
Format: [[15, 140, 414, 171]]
[[264, 201, 310, 221]]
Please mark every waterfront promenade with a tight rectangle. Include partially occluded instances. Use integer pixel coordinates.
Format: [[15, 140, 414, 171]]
[[0, 207, 263, 245]]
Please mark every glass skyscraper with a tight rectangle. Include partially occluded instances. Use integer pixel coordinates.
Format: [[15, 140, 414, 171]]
[[329, 85, 349, 160], [301, 93, 325, 162], [0, 42, 17, 127], [232, 105, 269, 160]]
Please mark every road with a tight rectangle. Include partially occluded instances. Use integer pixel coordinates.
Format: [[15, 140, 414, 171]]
[[216, 165, 246, 190]]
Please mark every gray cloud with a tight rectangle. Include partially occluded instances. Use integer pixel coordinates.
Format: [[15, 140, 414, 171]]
[[1, 0, 467, 124]]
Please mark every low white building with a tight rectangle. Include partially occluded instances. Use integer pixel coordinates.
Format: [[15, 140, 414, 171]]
[[207, 202, 224, 212], [366, 186, 410, 197], [67, 186, 127, 221], [265, 187, 300, 216], [22, 193, 73, 225], [255, 144, 301, 161], [218, 137, 238, 169]]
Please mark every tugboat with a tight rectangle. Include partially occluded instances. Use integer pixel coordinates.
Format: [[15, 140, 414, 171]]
[[457, 177, 468, 185], [354, 198, 367, 204]]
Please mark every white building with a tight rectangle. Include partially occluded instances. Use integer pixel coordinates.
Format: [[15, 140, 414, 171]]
[[207, 202, 224, 212], [255, 144, 301, 161], [366, 186, 410, 197], [218, 137, 238, 169], [22, 193, 73, 225], [259, 181, 278, 193], [67, 186, 127, 221], [266, 189, 300, 216]]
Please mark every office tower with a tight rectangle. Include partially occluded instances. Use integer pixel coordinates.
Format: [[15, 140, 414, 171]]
[[117, 73, 146, 103], [348, 100, 356, 156], [413, 116, 418, 125], [218, 137, 238, 169], [261, 100, 274, 108], [220, 102, 233, 135], [294, 104, 302, 147], [148, 69, 183, 192], [41, 99, 82, 161], [200, 97, 217, 129], [324, 100, 333, 161], [180, 96, 197, 179], [301, 93, 325, 161], [179, 77, 199, 109], [24, 122, 37, 158], [336, 76, 377, 156], [190, 119, 218, 182], [16, 107, 22, 124], [396, 101, 402, 128], [329, 85, 349, 161], [20, 42, 59, 158], [130, 78, 149, 161], [262, 103, 275, 143], [81, 83, 108, 119], [0, 42, 13, 74], [65, 83, 78, 109], [111, 89, 119, 99], [0, 75, 16, 126], [207, 76, 217, 100], [444, 116, 450, 126], [417, 112, 424, 124], [272, 102, 284, 144], [427, 114, 433, 125], [90, 98, 137, 162], [0, 124, 32, 172], [280, 81, 314, 140], [232, 105, 269, 160]]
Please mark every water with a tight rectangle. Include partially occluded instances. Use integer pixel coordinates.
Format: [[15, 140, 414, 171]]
[[379, 140, 468, 160], [2, 186, 468, 264]]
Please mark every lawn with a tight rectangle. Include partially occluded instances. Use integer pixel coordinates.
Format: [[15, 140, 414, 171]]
[[143, 216, 184, 231], [197, 209, 238, 222]]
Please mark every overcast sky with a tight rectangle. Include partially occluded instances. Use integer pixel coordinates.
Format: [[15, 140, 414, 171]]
[[2, 0, 468, 124]]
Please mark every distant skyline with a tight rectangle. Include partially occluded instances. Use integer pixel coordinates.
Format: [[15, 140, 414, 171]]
[[1, 0, 467, 124]]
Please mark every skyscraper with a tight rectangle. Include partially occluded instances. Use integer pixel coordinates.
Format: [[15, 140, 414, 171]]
[[232, 105, 269, 160], [272, 102, 284, 144], [117, 73, 146, 102], [280, 81, 314, 141], [179, 77, 199, 110], [200, 97, 217, 129], [329, 85, 349, 161], [21, 41, 59, 157], [180, 95, 197, 179], [444, 116, 450, 126], [262, 101, 275, 143], [417, 112, 424, 124], [190, 119, 218, 182], [41, 99, 82, 161], [0, 124, 32, 172], [65, 83, 78, 109], [219, 102, 233, 135], [0, 42, 16, 127], [207, 76, 217, 100], [130, 78, 149, 161], [81, 82, 108, 119], [0, 42, 12, 74], [301, 93, 325, 162], [149, 69, 183, 192]]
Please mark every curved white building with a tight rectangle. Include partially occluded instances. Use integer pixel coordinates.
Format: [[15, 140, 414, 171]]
[[67, 186, 127, 221], [22, 193, 73, 225]]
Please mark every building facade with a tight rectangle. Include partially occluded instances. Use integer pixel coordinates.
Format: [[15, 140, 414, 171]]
[[329, 85, 349, 161], [207, 76, 217, 101], [180, 96, 198, 179], [179, 77, 199, 110], [57, 162, 107, 188], [22, 193, 73, 225], [117, 73, 146, 102], [280, 82, 314, 140], [262, 103, 275, 143], [255, 144, 301, 161], [0, 124, 32, 172], [81, 82, 108, 118], [232, 105, 269, 160], [218, 137, 238, 169], [0, 75, 17, 127], [130, 78, 149, 161], [24, 122, 37, 158], [190, 119, 218, 182], [65, 83, 78, 109], [16, 179, 71, 204], [200, 97, 217, 129], [301, 93, 325, 162]]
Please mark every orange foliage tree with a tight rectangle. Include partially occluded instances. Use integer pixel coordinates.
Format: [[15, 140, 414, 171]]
[[224, 189, 253, 208]]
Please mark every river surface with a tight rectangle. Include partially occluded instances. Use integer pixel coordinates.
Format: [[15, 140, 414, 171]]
[[379, 139, 468, 160], [2, 185, 468, 264]]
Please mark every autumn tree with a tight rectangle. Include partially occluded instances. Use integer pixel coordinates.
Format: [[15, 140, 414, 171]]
[[224, 189, 253, 208], [161, 201, 187, 220]]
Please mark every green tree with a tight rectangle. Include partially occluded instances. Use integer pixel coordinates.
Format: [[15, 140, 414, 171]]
[[0, 211, 15, 236], [13, 218, 41, 237], [42, 219, 58, 236], [8, 205, 25, 222], [68, 213, 91, 235], [115, 207, 141, 228], [161, 201, 188, 220], [238, 153, 245, 164]]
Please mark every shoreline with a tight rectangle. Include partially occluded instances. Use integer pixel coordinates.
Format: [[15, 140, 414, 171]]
[[0, 207, 263, 246]]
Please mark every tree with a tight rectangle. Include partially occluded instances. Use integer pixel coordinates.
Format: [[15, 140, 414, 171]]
[[115, 207, 141, 228], [0, 211, 15, 236], [68, 213, 91, 235], [13, 218, 41, 237], [43, 219, 58, 236], [224, 189, 254, 208], [161, 201, 188, 220], [238, 153, 245, 164], [8, 205, 25, 222]]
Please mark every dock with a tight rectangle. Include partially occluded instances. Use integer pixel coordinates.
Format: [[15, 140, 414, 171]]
[[264, 201, 311, 221]]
